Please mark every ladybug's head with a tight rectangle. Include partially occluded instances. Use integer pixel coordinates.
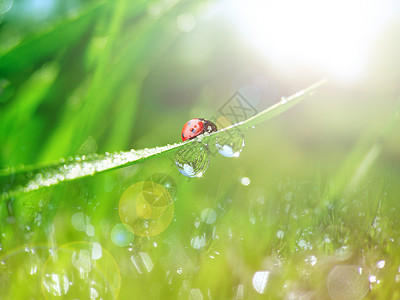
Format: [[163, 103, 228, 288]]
[[203, 120, 217, 134]]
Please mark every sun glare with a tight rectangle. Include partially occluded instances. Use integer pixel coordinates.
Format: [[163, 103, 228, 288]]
[[225, 0, 400, 82]]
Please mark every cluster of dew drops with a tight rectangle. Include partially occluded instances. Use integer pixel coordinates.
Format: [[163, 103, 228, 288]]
[[174, 130, 245, 177]]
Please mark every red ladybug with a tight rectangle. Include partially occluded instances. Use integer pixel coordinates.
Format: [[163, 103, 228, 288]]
[[181, 118, 217, 141]]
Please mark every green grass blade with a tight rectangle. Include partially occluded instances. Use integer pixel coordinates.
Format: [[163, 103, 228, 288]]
[[0, 79, 327, 200]]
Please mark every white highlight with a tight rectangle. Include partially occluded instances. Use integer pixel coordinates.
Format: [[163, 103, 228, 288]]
[[241, 177, 250, 186], [252, 271, 270, 294], [227, 0, 400, 82], [376, 260, 385, 269]]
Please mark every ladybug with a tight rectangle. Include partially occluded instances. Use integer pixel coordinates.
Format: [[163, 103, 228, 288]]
[[181, 118, 217, 141]]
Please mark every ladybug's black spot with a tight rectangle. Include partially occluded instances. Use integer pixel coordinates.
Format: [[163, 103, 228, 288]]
[[182, 133, 185, 139], [191, 128, 196, 133]]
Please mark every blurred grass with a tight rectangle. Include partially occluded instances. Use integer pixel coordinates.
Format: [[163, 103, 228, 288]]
[[1, 0, 400, 299]]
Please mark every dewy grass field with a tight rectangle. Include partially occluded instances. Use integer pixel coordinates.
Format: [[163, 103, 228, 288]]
[[1, 0, 400, 299]]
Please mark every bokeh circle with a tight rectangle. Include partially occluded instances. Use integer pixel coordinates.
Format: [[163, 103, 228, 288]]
[[41, 241, 121, 300], [119, 181, 174, 237]]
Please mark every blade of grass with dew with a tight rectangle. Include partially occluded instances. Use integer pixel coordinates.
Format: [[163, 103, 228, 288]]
[[0, 79, 327, 201]]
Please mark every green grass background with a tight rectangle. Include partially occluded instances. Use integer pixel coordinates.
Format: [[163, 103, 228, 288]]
[[1, 0, 400, 299]]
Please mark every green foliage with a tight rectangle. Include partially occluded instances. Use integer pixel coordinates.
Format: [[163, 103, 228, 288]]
[[0, 0, 400, 299]]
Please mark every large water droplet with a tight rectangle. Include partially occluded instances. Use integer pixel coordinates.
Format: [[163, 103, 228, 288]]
[[175, 142, 210, 177], [215, 131, 245, 158]]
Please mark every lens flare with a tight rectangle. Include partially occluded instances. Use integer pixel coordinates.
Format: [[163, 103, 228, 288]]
[[119, 181, 174, 237]]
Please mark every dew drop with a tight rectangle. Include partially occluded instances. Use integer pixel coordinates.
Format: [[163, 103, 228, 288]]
[[191, 235, 206, 249], [190, 288, 203, 300], [175, 142, 210, 177], [200, 208, 217, 224], [276, 230, 284, 239], [215, 131, 245, 158], [280, 97, 288, 104], [376, 260, 385, 269], [42, 273, 70, 297]]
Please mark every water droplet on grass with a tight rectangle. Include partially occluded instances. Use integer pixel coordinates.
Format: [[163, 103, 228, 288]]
[[327, 265, 369, 300], [376, 260, 385, 269], [71, 212, 89, 232], [190, 288, 203, 300], [200, 208, 217, 224], [42, 273, 70, 297], [191, 235, 206, 249], [175, 142, 210, 177], [42, 242, 120, 299], [130, 252, 154, 273], [215, 131, 245, 158], [308, 255, 317, 266], [280, 97, 288, 104]]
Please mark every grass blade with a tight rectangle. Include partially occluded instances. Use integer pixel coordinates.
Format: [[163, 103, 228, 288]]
[[0, 79, 327, 200]]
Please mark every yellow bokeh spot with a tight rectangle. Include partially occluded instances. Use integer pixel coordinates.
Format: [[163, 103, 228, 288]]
[[136, 201, 152, 219], [119, 181, 174, 237], [216, 115, 233, 128]]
